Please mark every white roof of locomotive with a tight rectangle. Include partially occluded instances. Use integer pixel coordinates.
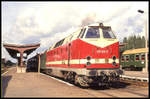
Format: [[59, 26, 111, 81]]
[[49, 22, 112, 50], [88, 23, 100, 26], [87, 22, 110, 27]]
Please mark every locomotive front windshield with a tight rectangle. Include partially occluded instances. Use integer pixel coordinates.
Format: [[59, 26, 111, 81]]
[[85, 27, 100, 38], [102, 28, 116, 39]]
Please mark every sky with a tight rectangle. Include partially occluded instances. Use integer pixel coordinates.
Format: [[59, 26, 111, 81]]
[[1, 1, 149, 63]]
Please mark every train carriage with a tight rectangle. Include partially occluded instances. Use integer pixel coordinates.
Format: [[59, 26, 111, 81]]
[[27, 55, 39, 72], [40, 23, 123, 87], [120, 48, 149, 71]]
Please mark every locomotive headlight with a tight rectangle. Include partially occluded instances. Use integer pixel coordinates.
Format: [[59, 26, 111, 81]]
[[86, 56, 91, 61], [86, 56, 91, 66], [112, 62, 117, 66], [112, 56, 116, 60], [86, 62, 91, 66]]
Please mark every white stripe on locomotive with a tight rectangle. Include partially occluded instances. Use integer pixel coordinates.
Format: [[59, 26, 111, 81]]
[[46, 58, 119, 65]]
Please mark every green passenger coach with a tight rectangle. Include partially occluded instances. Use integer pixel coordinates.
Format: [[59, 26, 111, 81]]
[[120, 48, 149, 71]]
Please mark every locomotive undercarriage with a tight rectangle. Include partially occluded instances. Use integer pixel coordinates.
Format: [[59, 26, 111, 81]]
[[74, 71, 121, 87], [42, 68, 123, 87]]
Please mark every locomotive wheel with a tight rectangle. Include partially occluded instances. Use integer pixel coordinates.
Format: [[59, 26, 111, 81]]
[[45, 69, 52, 75], [75, 75, 89, 87], [64, 72, 68, 80], [64, 71, 75, 82]]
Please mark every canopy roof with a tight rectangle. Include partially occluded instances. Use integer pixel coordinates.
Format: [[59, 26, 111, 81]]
[[122, 48, 149, 55], [3, 43, 40, 58]]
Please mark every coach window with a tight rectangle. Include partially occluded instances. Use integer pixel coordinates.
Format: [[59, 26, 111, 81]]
[[130, 55, 134, 61], [121, 56, 124, 62], [60, 38, 65, 45], [141, 54, 145, 61], [54, 38, 65, 49], [125, 55, 129, 62], [85, 27, 100, 38], [54, 41, 60, 49], [135, 54, 140, 61]]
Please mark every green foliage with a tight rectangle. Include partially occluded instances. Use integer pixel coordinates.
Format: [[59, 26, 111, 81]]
[[120, 35, 146, 52], [141, 36, 146, 48]]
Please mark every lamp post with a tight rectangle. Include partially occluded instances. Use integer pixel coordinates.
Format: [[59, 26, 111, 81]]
[[138, 9, 148, 73]]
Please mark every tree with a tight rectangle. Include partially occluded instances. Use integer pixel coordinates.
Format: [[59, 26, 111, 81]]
[[133, 35, 136, 49], [127, 36, 133, 49], [141, 36, 145, 48], [136, 35, 142, 48], [121, 34, 146, 51], [123, 37, 127, 50]]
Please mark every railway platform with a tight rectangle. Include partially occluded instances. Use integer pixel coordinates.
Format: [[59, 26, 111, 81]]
[[2, 67, 148, 97], [120, 70, 149, 82]]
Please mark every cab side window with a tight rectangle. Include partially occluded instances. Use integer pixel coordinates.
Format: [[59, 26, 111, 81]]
[[80, 28, 86, 38], [77, 29, 83, 38]]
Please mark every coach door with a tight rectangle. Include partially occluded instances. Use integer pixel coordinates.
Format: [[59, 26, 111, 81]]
[[68, 43, 71, 67]]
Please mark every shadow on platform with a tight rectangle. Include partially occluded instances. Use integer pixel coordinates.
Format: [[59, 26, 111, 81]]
[[2, 75, 12, 97], [26, 68, 38, 72], [88, 81, 131, 90]]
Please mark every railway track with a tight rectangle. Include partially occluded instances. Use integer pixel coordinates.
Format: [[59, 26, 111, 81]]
[[85, 81, 148, 97], [120, 75, 148, 82], [85, 87, 148, 97], [120, 78, 148, 87], [109, 81, 148, 97]]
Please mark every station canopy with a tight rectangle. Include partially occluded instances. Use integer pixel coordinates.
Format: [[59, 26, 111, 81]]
[[3, 43, 40, 58]]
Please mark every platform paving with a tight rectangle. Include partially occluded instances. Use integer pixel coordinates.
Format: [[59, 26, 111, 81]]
[[1, 67, 149, 98], [2, 68, 94, 97], [122, 71, 149, 78]]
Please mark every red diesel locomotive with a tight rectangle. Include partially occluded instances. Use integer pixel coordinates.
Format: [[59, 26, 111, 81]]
[[41, 23, 123, 87]]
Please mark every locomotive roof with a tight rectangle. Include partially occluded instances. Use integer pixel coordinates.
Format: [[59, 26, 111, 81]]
[[49, 23, 112, 50], [122, 48, 149, 55], [88, 23, 111, 28]]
